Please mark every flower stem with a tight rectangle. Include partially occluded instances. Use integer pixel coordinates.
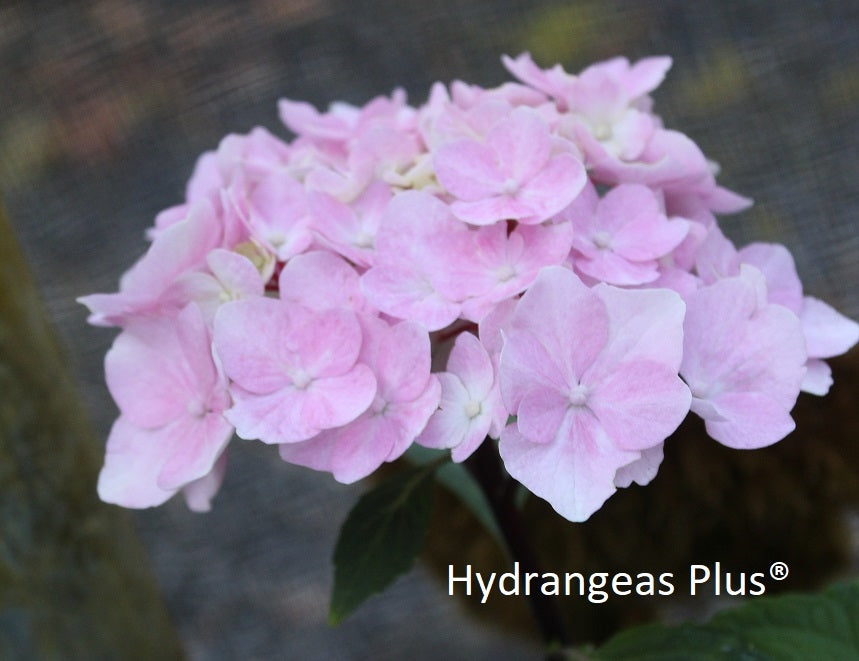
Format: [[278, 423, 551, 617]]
[[464, 440, 570, 654]]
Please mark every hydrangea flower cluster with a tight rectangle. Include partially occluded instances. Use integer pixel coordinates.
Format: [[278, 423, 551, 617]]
[[81, 54, 859, 522]]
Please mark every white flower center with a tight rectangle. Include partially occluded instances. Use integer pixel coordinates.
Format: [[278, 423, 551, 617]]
[[354, 230, 374, 249], [495, 264, 516, 283], [501, 178, 519, 195], [464, 400, 482, 419], [593, 122, 613, 141], [568, 384, 589, 408], [186, 399, 207, 418], [268, 231, 286, 248], [291, 369, 313, 390], [592, 231, 612, 250]]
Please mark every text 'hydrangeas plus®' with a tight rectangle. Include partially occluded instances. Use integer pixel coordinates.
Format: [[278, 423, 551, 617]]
[[81, 53, 859, 522]]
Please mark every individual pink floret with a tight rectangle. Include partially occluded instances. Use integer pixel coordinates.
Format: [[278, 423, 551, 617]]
[[215, 126, 293, 185], [307, 180, 391, 267], [227, 170, 313, 262], [213, 297, 376, 444], [566, 182, 689, 285], [174, 248, 265, 323], [417, 332, 505, 462], [497, 266, 691, 521], [278, 250, 366, 312], [98, 303, 233, 510], [360, 190, 469, 330], [694, 232, 858, 396], [79, 199, 224, 327], [279, 317, 440, 483], [451, 220, 574, 322], [738, 242, 859, 395], [501, 52, 578, 107], [680, 266, 807, 449], [434, 106, 586, 226]]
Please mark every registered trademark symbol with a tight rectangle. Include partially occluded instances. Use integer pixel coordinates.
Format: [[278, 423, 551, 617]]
[[769, 561, 789, 580]]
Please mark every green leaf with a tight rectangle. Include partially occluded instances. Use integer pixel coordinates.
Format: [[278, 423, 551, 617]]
[[709, 580, 859, 660], [592, 580, 859, 660], [403, 444, 503, 544], [590, 622, 762, 661], [329, 463, 437, 624]]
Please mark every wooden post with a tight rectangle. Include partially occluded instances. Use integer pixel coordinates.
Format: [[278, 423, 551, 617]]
[[0, 205, 185, 659]]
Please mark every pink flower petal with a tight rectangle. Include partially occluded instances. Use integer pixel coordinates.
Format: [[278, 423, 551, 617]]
[[485, 107, 551, 183], [508, 266, 609, 382], [280, 251, 364, 311], [704, 392, 797, 449], [157, 412, 233, 491], [516, 152, 587, 224], [213, 297, 295, 394], [181, 451, 228, 512], [434, 140, 505, 200], [106, 318, 196, 429], [800, 296, 859, 359], [97, 417, 177, 509], [588, 359, 690, 452], [801, 359, 833, 396], [614, 445, 664, 488], [517, 385, 571, 443], [499, 414, 639, 522]]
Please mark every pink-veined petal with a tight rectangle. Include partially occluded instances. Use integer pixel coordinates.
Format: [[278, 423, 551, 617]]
[[213, 297, 295, 394], [301, 365, 378, 431], [157, 411, 234, 490], [704, 392, 797, 449], [516, 152, 587, 223], [614, 445, 664, 488], [106, 318, 194, 428], [499, 413, 639, 522], [588, 359, 690, 452], [485, 107, 552, 183], [508, 266, 609, 382], [434, 140, 505, 200], [446, 332, 495, 399], [181, 451, 229, 512], [517, 385, 571, 443], [800, 296, 859, 359], [97, 417, 177, 509]]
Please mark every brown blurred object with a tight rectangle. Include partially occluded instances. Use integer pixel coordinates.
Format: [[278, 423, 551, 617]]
[[0, 204, 185, 659]]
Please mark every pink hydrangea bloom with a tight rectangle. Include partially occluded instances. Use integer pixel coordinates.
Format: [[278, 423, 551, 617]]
[[226, 170, 313, 261], [213, 297, 377, 444], [79, 199, 223, 327], [417, 331, 505, 462], [279, 317, 440, 483], [497, 266, 691, 521], [174, 248, 265, 323], [444, 219, 575, 322], [737, 243, 859, 394], [360, 190, 469, 330], [434, 106, 586, 225], [694, 235, 859, 396], [566, 182, 688, 285], [98, 304, 233, 510], [81, 52, 857, 526], [680, 266, 807, 448], [278, 250, 367, 312], [307, 181, 391, 267]]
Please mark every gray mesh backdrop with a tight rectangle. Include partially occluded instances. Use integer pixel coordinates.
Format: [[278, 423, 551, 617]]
[[2, 1, 858, 658]]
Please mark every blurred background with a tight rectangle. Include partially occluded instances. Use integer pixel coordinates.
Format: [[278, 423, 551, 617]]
[[2, 0, 858, 658]]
